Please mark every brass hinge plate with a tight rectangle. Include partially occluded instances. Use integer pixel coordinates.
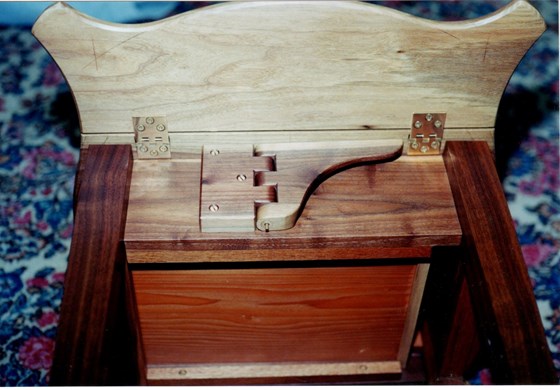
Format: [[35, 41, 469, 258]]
[[408, 113, 446, 155], [133, 116, 171, 159]]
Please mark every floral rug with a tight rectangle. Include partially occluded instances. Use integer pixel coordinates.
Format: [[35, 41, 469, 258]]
[[0, 1, 558, 386]]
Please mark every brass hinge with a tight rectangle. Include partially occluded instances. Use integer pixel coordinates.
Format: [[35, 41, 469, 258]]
[[133, 116, 171, 159], [408, 113, 446, 155]]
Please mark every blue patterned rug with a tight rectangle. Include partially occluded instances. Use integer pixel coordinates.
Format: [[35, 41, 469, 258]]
[[0, 1, 558, 385]]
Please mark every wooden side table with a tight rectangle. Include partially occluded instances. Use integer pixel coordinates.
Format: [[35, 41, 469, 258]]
[[32, 1, 556, 384]]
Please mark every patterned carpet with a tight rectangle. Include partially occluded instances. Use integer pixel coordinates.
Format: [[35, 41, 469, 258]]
[[0, 1, 558, 385]]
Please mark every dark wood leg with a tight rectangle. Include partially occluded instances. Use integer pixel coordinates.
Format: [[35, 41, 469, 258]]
[[421, 246, 481, 384], [443, 141, 557, 384], [50, 145, 143, 385]]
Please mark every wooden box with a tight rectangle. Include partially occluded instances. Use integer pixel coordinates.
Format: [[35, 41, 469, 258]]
[[32, 1, 556, 385]]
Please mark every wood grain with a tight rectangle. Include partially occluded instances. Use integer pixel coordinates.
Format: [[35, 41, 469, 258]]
[[125, 155, 461, 263], [147, 361, 402, 381], [133, 265, 416, 370], [443, 141, 557, 384], [50, 145, 139, 385], [201, 140, 402, 232], [421, 246, 481, 384], [32, 1, 544, 146]]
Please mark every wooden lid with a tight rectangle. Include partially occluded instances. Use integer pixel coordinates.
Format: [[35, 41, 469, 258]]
[[33, 1, 544, 148]]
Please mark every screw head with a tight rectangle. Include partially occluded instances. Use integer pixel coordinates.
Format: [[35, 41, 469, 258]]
[[146, 117, 155, 124], [420, 145, 429, 154], [411, 141, 419, 150], [139, 145, 148, 153], [149, 150, 158, 157], [156, 124, 166, 132], [431, 141, 440, 150], [136, 125, 145, 132], [209, 149, 220, 156], [159, 145, 169, 153], [237, 174, 247, 182], [425, 113, 433, 122], [414, 120, 422, 129], [209, 203, 220, 212]]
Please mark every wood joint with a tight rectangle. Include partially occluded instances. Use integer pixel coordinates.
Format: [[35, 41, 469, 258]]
[[199, 140, 403, 233]]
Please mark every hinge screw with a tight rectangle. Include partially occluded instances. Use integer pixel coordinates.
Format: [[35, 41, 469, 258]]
[[414, 120, 422, 129], [159, 145, 169, 153], [149, 150, 158, 157], [136, 124, 145, 132], [425, 113, 433, 122], [156, 124, 166, 132], [139, 145, 148, 153], [411, 141, 419, 150], [146, 117, 155, 124], [420, 145, 429, 154], [209, 203, 220, 212], [434, 120, 442, 128], [431, 141, 440, 150]]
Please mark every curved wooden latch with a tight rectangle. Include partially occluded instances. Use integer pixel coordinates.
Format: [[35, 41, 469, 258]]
[[200, 140, 403, 232]]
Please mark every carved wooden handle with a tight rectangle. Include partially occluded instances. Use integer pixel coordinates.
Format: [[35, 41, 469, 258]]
[[200, 140, 403, 232]]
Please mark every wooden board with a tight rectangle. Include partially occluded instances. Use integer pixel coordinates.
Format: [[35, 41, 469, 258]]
[[32, 1, 544, 147], [132, 264, 418, 376], [200, 140, 403, 232], [124, 154, 461, 263]]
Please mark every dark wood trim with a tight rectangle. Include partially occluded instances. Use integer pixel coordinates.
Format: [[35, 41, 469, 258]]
[[50, 145, 142, 385], [443, 141, 557, 384]]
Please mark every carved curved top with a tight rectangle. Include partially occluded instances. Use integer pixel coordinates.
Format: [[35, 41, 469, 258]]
[[33, 1, 544, 138]]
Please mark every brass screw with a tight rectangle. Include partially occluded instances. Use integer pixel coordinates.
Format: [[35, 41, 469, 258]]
[[156, 124, 166, 132], [146, 117, 155, 124], [209, 203, 219, 212]]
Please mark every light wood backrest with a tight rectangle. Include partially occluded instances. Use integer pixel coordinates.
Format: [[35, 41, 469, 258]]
[[33, 1, 544, 149]]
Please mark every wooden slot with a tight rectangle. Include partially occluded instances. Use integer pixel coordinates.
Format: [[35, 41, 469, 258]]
[[133, 263, 420, 380]]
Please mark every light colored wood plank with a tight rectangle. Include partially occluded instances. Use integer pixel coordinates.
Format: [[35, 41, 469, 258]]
[[125, 155, 461, 263], [32, 1, 544, 141], [147, 361, 402, 380], [133, 265, 416, 366]]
